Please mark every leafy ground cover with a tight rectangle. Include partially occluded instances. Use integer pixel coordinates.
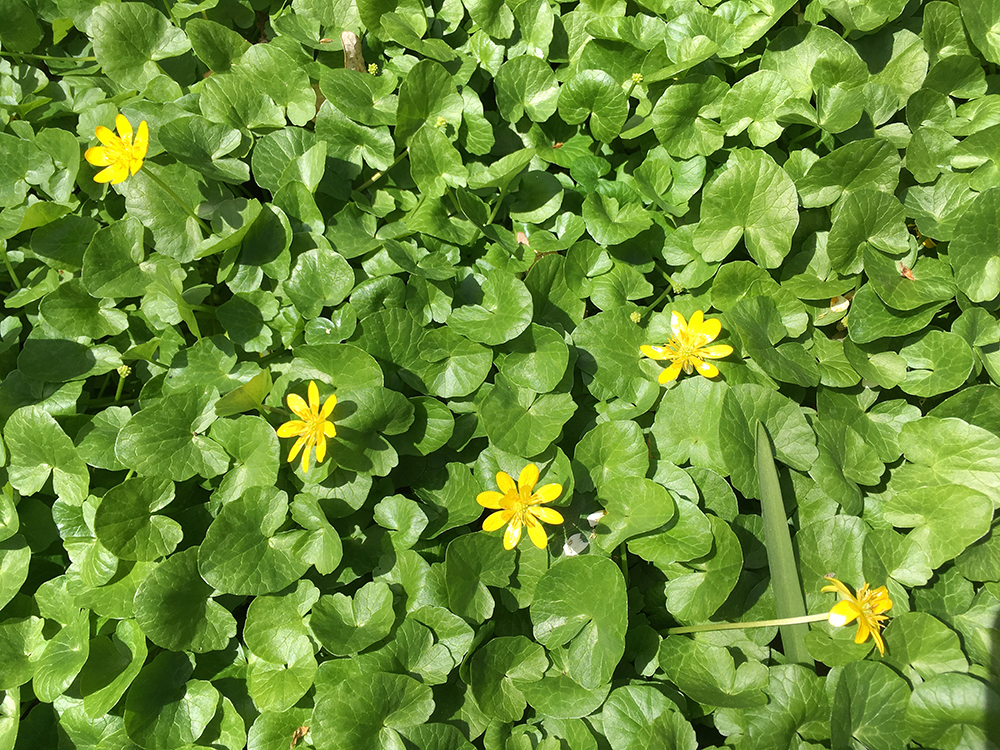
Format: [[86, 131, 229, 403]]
[[2, 0, 1000, 746]]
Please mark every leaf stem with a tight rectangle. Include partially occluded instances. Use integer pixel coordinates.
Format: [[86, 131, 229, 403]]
[[356, 149, 409, 192], [0, 52, 97, 62], [665, 613, 828, 635], [143, 168, 212, 235], [487, 183, 510, 224], [1, 245, 21, 289]]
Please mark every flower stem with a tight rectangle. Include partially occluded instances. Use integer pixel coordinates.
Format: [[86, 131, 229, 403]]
[[640, 285, 673, 322], [665, 613, 829, 635], [356, 149, 409, 192], [143, 169, 212, 235], [487, 183, 510, 224]]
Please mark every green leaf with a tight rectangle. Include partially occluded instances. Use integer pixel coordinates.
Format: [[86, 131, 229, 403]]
[[396, 60, 465, 144], [582, 192, 653, 246], [0, 536, 29, 614], [87, 3, 190, 89], [628, 497, 713, 567], [756, 422, 811, 665], [495, 56, 559, 123], [845, 284, 947, 345], [470, 636, 547, 722], [81, 217, 147, 299], [480, 374, 577, 456], [906, 672, 1000, 748], [409, 125, 468, 197], [448, 270, 533, 345], [285, 248, 354, 319], [133, 546, 236, 652], [949, 187, 1000, 302], [960, 0, 1000, 64], [658, 637, 768, 708], [897, 329, 975, 397], [185, 17, 250, 72], [693, 149, 798, 268], [796, 138, 902, 208], [79, 619, 148, 719], [312, 666, 434, 750], [830, 660, 910, 750], [894, 416, 1000, 508], [311, 581, 396, 656], [652, 76, 727, 158], [827, 189, 909, 275], [199, 487, 311, 595], [883, 485, 992, 568], [573, 419, 648, 493], [94, 477, 182, 561], [661, 515, 743, 622], [558, 70, 628, 142], [728, 296, 820, 386], [881, 612, 969, 682], [593, 476, 676, 551], [5, 405, 89, 504], [864, 246, 955, 310], [123, 652, 219, 750], [115, 389, 229, 482], [530, 556, 627, 689]]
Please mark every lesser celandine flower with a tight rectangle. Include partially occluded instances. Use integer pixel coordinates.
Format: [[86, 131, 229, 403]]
[[477, 464, 564, 550], [640, 310, 733, 383], [276, 381, 337, 473], [823, 575, 893, 655], [85, 113, 149, 184]]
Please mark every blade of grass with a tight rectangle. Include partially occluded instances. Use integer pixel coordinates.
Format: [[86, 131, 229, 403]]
[[755, 420, 813, 666]]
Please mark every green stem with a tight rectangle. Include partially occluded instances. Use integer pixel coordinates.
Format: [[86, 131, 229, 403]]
[[2, 245, 21, 289], [356, 149, 409, 192], [0, 52, 97, 62], [143, 168, 211, 235], [640, 285, 673, 322], [114, 372, 127, 403], [666, 613, 828, 636], [787, 126, 820, 146], [487, 183, 510, 224]]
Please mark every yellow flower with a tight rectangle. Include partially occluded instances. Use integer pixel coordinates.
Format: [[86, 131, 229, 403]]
[[822, 575, 893, 655], [477, 464, 564, 550], [85, 114, 149, 184], [276, 380, 337, 473], [640, 310, 733, 383]]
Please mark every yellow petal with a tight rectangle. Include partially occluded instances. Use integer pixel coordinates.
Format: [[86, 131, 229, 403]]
[[828, 599, 861, 627], [315, 434, 327, 464], [518, 464, 539, 494], [497, 471, 516, 495], [854, 617, 871, 645], [134, 120, 149, 159], [503, 518, 522, 549], [640, 344, 670, 360], [694, 359, 720, 378], [821, 577, 855, 600], [530, 506, 564, 525], [531, 483, 562, 504], [95, 163, 129, 184], [287, 435, 306, 463], [694, 314, 721, 344], [300, 444, 311, 473], [276, 420, 307, 437], [130, 154, 144, 176], [870, 626, 886, 655], [688, 309, 705, 333], [658, 361, 684, 383], [700, 344, 733, 359], [526, 517, 549, 549], [308, 380, 320, 411], [286, 393, 311, 420], [115, 114, 133, 141], [95, 125, 119, 147], [477, 491, 505, 509], [320, 394, 337, 418], [84, 146, 113, 166], [670, 310, 688, 340], [324, 422, 336, 438], [482, 510, 509, 532]]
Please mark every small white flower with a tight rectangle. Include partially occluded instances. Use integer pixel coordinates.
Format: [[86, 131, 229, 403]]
[[563, 533, 589, 556], [587, 510, 607, 528]]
